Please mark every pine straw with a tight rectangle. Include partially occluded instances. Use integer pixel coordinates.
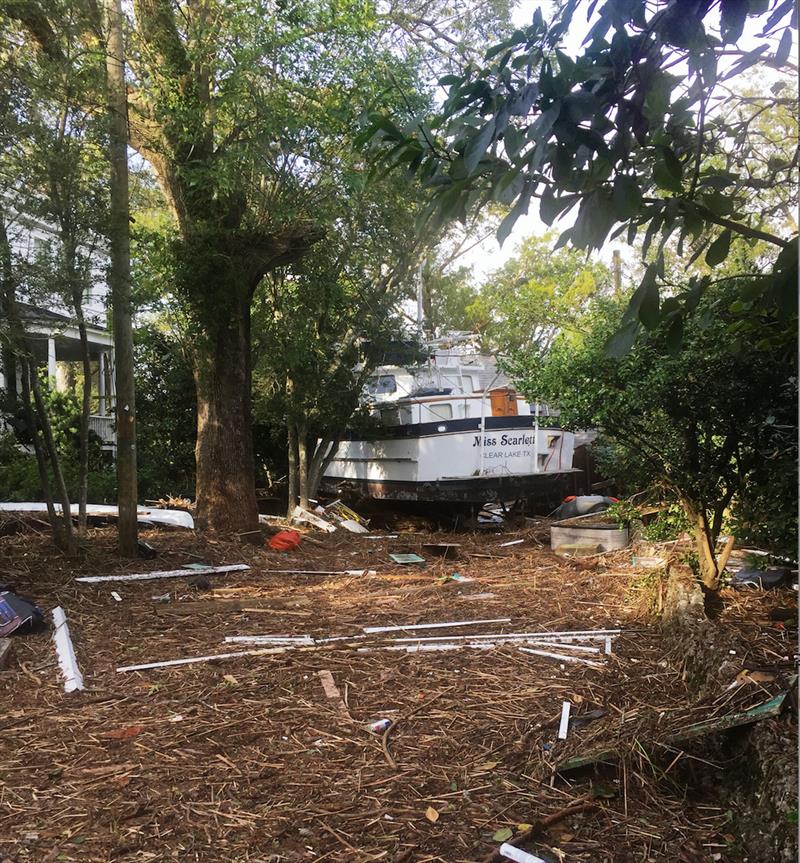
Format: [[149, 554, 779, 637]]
[[0, 520, 795, 863]]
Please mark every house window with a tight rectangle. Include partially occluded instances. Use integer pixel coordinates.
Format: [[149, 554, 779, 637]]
[[429, 402, 453, 420], [367, 374, 396, 395]]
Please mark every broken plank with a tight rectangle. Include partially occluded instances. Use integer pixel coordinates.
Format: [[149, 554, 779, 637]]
[[52, 606, 85, 692], [558, 691, 789, 771], [76, 564, 250, 584], [0, 638, 13, 669]]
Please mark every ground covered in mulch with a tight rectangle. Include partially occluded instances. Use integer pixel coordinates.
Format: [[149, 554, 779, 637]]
[[0, 516, 796, 863]]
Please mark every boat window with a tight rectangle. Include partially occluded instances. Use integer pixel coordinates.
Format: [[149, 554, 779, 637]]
[[399, 407, 413, 425], [367, 374, 397, 395], [462, 374, 475, 392], [428, 402, 453, 420]]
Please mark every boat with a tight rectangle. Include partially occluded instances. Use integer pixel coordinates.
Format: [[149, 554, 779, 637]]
[[320, 335, 577, 503]]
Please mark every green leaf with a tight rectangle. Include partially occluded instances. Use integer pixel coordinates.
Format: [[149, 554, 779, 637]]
[[504, 126, 525, 160], [463, 121, 496, 173], [721, 0, 749, 42], [605, 319, 640, 358], [775, 27, 793, 66], [705, 229, 732, 266], [612, 174, 642, 220], [492, 827, 514, 842], [665, 314, 684, 354], [653, 160, 681, 193]]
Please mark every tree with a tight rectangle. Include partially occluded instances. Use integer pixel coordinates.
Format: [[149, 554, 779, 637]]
[[468, 233, 610, 356], [252, 169, 426, 513], [10, 0, 515, 532], [105, 0, 138, 554], [364, 0, 797, 341], [525, 282, 796, 589]]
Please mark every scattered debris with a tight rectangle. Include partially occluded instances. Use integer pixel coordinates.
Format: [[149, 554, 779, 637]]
[[110, 591, 123, 603], [498, 538, 524, 547], [116, 647, 282, 673], [558, 689, 791, 771], [557, 701, 571, 740], [100, 725, 144, 740], [269, 529, 302, 551], [75, 564, 250, 584], [317, 669, 351, 721], [263, 568, 376, 577], [339, 519, 369, 533], [51, 606, 84, 692], [151, 593, 171, 603], [631, 555, 667, 568], [552, 494, 617, 520], [389, 552, 426, 565], [291, 505, 337, 533], [519, 646, 604, 668], [448, 572, 473, 582], [729, 567, 792, 590], [366, 718, 392, 734], [551, 520, 630, 552], [0, 589, 44, 636], [364, 534, 399, 540]]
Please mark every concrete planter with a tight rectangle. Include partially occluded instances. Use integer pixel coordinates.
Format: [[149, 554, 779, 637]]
[[551, 521, 630, 553]]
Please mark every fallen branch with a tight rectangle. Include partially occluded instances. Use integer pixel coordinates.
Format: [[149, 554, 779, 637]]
[[381, 688, 453, 769]]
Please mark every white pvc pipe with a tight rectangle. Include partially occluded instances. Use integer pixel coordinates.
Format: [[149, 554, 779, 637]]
[[518, 646, 604, 667], [76, 564, 249, 584], [364, 618, 511, 634], [52, 606, 85, 692], [392, 629, 620, 644], [499, 843, 547, 863], [117, 646, 284, 673]]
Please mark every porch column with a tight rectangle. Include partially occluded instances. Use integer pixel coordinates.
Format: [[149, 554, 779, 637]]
[[47, 337, 57, 383], [98, 351, 107, 416]]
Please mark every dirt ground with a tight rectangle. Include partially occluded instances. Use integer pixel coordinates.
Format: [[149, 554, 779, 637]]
[[0, 516, 796, 863]]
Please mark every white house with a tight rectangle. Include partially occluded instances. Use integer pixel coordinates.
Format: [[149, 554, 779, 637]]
[[0, 210, 117, 452]]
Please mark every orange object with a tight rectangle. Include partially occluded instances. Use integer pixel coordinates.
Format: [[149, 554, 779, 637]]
[[269, 530, 301, 552]]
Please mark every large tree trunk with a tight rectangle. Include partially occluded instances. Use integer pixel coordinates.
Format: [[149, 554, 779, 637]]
[[105, 0, 138, 555], [193, 306, 259, 533]]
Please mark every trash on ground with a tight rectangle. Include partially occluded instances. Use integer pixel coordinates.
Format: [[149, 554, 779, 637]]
[[51, 606, 84, 692], [558, 701, 571, 739], [339, 519, 369, 533], [268, 529, 302, 551], [75, 564, 250, 584], [366, 718, 392, 734], [498, 843, 547, 863], [364, 534, 399, 540], [324, 499, 369, 528], [389, 552, 426, 565], [0, 589, 44, 636], [449, 572, 473, 582], [729, 567, 792, 590], [422, 543, 461, 558], [151, 593, 171, 603], [551, 494, 618, 521], [631, 555, 667, 568], [498, 538, 525, 547], [519, 646, 604, 667], [291, 505, 337, 533], [261, 568, 376, 577], [110, 591, 123, 603]]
